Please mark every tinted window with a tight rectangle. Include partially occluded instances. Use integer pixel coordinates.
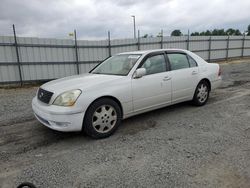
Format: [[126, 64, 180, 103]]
[[167, 53, 189, 70], [187, 55, 197, 67], [141, 54, 166, 75]]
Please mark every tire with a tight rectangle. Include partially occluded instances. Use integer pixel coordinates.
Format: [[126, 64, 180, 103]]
[[17, 182, 37, 188], [192, 80, 210, 106], [83, 98, 122, 139]]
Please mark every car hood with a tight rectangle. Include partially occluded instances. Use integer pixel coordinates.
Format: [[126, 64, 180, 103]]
[[41, 73, 124, 94]]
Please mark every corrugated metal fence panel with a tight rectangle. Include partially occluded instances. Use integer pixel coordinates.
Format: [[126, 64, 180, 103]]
[[163, 36, 187, 49], [228, 36, 243, 58], [243, 36, 250, 56], [0, 36, 16, 62], [189, 36, 210, 51], [140, 37, 161, 50], [229, 36, 243, 48], [111, 38, 138, 55], [78, 39, 108, 73], [0, 36, 20, 82], [17, 37, 76, 81], [78, 40, 95, 73], [0, 65, 19, 82], [189, 36, 210, 60], [60, 39, 77, 76], [211, 36, 228, 49], [210, 36, 228, 60], [162, 36, 171, 49]]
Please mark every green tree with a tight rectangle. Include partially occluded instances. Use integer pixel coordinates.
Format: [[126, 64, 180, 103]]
[[211, 29, 218, 35], [247, 24, 250, 36], [200, 31, 206, 36], [191, 32, 199, 36], [211, 29, 226, 36], [226, 28, 241, 36], [218, 29, 226, 35], [205, 30, 212, 36], [234, 29, 241, 36], [171, 30, 182, 36], [142, 34, 154, 38], [226, 28, 235, 35]]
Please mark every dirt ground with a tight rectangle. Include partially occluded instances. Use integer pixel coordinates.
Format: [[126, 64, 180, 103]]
[[0, 59, 250, 188]]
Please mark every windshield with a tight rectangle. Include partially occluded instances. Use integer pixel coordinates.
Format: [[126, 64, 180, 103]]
[[91, 54, 141, 76]]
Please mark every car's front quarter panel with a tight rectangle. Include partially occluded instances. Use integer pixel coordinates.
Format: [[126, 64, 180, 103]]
[[75, 76, 133, 118]]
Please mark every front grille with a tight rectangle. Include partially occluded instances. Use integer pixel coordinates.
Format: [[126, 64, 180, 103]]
[[37, 88, 53, 104]]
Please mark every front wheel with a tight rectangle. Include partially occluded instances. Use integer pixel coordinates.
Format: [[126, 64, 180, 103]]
[[83, 98, 122, 139], [192, 81, 210, 106]]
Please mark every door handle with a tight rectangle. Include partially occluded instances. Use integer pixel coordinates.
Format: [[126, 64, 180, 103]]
[[163, 76, 171, 81], [192, 71, 198, 75]]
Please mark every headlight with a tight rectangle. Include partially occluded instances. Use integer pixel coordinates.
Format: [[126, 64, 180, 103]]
[[53, 89, 81, 106]]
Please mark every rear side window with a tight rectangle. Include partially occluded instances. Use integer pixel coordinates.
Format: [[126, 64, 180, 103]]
[[187, 55, 198, 67], [141, 54, 166, 75], [167, 53, 189, 70]]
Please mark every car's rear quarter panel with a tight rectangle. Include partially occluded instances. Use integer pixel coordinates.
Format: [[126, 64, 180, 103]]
[[198, 63, 221, 90]]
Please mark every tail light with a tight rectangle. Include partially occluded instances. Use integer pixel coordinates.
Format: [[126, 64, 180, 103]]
[[218, 66, 222, 76]]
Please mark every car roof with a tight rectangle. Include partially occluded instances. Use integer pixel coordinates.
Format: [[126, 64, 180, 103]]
[[118, 48, 188, 55]]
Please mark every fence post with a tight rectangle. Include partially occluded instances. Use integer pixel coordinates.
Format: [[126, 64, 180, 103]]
[[108, 31, 111, 57], [208, 36, 212, 62], [137, 30, 140, 51], [241, 34, 245, 58], [187, 29, 190, 50], [226, 35, 230, 61], [12, 24, 23, 86], [160, 29, 163, 49], [74, 29, 80, 74]]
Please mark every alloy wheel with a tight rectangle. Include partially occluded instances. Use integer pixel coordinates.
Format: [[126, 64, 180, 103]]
[[197, 83, 208, 103], [92, 105, 117, 133]]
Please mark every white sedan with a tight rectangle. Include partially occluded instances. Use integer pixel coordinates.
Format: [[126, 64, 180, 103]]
[[32, 49, 222, 138]]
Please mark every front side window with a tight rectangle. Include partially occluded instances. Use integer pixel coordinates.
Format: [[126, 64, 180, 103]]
[[91, 54, 141, 76], [167, 53, 190, 70], [141, 54, 166, 75]]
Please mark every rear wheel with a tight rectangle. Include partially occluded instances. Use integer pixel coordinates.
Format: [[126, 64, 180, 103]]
[[83, 98, 122, 139], [192, 81, 210, 106]]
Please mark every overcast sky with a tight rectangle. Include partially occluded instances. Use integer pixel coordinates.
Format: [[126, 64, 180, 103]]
[[0, 0, 250, 39]]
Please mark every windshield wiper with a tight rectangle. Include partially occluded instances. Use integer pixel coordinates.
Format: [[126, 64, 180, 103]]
[[91, 72, 124, 76]]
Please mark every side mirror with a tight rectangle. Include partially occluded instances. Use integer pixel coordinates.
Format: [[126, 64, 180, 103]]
[[133, 68, 146, 79]]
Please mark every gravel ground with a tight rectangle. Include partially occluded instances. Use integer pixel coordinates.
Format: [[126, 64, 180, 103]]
[[0, 59, 250, 188]]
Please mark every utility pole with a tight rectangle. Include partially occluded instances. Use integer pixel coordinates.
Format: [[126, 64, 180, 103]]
[[13, 24, 23, 86], [131, 15, 136, 39], [74, 29, 79, 74]]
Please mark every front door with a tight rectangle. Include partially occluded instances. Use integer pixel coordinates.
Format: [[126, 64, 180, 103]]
[[131, 53, 172, 112]]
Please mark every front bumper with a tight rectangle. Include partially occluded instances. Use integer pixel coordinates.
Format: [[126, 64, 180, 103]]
[[32, 97, 85, 132]]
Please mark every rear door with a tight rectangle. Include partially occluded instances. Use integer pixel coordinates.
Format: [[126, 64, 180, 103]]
[[131, 52, 172, 112], [166, 52, 199, 103]]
